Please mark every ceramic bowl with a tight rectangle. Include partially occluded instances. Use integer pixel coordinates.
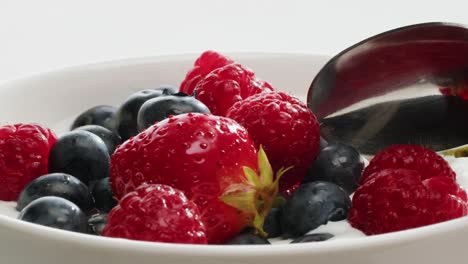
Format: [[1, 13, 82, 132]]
[[0, 53, 467, 264]]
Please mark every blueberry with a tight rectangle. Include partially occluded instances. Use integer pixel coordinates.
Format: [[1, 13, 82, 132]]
[[16, 173, 94, 213], [137, 92, 210, 131], [71, 105, 117, 132], [18, 196, 88, 233], [74, 125, 122, 155], [116, 88, 174, 140], [48, 131, 110, 185], [91, 177, 117, 213], [290, 233, 334, 243], [281, 181, 351, 238], [87, 213, 107, 235], [264, 207, 282, 238], [304, 143, 364, 194], [225, 233, 271, 245]]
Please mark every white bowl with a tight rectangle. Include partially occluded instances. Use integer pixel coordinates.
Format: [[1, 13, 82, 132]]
[[0, 53, 467, 264]]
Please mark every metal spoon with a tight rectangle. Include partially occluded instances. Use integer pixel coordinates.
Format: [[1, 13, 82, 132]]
[[307, 22, 468, 155]]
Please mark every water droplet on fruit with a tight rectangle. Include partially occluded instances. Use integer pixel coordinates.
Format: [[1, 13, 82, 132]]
[[200, 143, 208, 149], [221, 223, 228, 230], [176, 122, 183, 128], [168, 117, 175, 123], [220, 149, 226, 155], [193, 156, 205, 164], [191, 174, 200, 183], [182, 143, 190, 149], [208, 217, 219, 227]]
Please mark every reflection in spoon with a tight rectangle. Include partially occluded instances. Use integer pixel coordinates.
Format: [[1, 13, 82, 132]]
[[308, 22, 468, 154]]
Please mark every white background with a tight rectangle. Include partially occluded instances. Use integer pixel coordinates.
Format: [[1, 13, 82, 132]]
[[0, 0, 467, 83]]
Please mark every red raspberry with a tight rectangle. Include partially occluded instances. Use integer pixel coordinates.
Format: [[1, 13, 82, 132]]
[[349, 168, 467, 235], [180, 51, 234, 95], [102, 184, 207, 244], [194, 63, 274, 116], [0, 123, 57, 201], [226, 92, 321, 195], [361, 144, 456, 184]]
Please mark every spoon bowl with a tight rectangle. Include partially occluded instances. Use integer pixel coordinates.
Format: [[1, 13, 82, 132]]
[[308, 22, 468, 154]]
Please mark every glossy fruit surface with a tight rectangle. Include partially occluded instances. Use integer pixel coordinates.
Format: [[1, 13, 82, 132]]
[[110, 113, 282, 243], [16, 173, 94, 213], [227, 92, 320, 195], [48, 131, 110, 185], [305, 143, 364, 194], [281, 182, 351, 238], [18, 196, 88, 233], [102, 184, 207, 244]]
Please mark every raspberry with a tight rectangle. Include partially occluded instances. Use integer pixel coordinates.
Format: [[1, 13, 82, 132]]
[[361, 144, 455, 184], [349, 168, 467, 235], [194, 63, 274, 116], [180, 51, 234, 95], [0, 123, 57, 201], [226, 92, 321, 195], [102, 184, 207, 244]]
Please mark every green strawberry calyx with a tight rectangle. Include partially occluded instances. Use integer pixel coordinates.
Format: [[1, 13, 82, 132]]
[[220, 146, 291, 237]]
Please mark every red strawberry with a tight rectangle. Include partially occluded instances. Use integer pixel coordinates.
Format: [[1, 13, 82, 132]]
[[194, 63, 274, 116], [110, 113, 284, 243], [102, 184, 208, 244], [226, 91, 321, 195], [361, 144, 456, 184], [349, 168, 467, 235], [180, 51, 234, 95], [0, 123, 57, 201]]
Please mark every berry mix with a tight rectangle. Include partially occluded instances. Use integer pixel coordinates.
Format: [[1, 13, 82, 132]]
[[0, 51, 467, 245]]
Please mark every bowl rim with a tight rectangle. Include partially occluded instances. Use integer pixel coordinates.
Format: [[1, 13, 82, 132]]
[[0, 52, 467, 257]]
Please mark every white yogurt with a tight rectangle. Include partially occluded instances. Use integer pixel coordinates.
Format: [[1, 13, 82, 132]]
[[2, 157, 468, 243]]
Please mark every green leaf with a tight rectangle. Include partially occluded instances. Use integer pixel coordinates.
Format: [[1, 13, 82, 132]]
[[220, 190, 257, 212], [243, 166, 260, 186], [258, 145, 273, 186]]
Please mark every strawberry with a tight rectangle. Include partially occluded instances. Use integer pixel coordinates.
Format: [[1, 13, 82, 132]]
[[110, 113, 285, 244]]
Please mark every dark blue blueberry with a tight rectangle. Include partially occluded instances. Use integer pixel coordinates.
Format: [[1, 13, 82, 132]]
[[116, 88, 175, 140], [264, 207, 282, 238], [18, 196, 88, 233], [74, 125, 122, 155], [16, 173, 94, 213], [137, 92, 210, 131], [87, 213, 107, 235], [290, 233, 334, 243], [281, 181, 351, 239], [90, 177, 117, 213], [225, 233, 271, 245], [304, 143, 364, 194], [71, 105, 117, 132], [48, 131, 110, 185]]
